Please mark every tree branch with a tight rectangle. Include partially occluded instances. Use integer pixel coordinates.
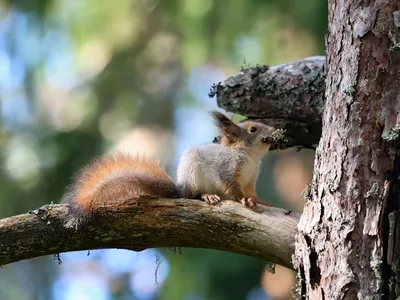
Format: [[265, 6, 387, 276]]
[[211, 56, 325, 149], [0, 199, 300, 269]]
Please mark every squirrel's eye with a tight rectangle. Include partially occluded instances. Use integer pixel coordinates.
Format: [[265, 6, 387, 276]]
[[249, 126, 257, 133]]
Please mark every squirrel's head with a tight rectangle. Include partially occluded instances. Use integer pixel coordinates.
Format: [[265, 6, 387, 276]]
[[210, 111, 274, 154]]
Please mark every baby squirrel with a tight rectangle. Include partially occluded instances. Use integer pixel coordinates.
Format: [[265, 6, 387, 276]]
[[63, 111, 274, 219]]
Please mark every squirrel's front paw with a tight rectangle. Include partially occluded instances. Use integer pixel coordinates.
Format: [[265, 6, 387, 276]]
[[201, 194, 220, 205], [240, 197, 257, 209]]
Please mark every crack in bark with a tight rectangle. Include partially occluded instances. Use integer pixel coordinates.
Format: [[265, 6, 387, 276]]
[[299, 264, 307, 300], [382, 155, 400, 298], [304, 235, 321, 289]]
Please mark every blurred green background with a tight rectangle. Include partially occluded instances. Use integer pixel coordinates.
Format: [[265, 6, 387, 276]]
[[0, 0, 326, 299]]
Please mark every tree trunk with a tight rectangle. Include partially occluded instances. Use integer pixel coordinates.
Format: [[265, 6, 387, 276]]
[[295, 0, 400, 299]]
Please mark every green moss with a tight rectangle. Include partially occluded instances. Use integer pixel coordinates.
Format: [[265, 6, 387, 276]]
[[240, 60, 269, 74], [293, 270, 303, 299], [389, 30, 400, 51], [301, 183, 313, 201], [370, 258, 383, 284], [305, 69, 325, 95], [365, 182, 380, 199], [208, 82, 223, 98], [382, 123, 400, 143], [345, 84, 356, 97]]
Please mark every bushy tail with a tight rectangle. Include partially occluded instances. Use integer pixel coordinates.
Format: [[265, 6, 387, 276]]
[[62, 153, 179, 218]]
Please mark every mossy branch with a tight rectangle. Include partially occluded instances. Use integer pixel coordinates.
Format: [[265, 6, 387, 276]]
[[0, 199, 300, 270], [211, 56, 326, 149]]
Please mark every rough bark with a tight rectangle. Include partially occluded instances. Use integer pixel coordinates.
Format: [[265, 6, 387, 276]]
[[294, 1, 400, 299], [0, 199, 299, 269], [211, 56, 325, 149]]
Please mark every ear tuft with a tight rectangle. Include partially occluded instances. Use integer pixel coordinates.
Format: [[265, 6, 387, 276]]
[[210, 110, 241, 141], [210, 110, 232, 127]]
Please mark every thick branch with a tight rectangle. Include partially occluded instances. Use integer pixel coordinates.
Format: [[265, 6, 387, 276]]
[[212, 56, 325, 149], [0, 199, 300, 269]]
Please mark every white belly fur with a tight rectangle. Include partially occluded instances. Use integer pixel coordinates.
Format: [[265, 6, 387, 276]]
[[177, 151, 220, 195], [177, 146, 263, 198], [200, 171, 219, 194]]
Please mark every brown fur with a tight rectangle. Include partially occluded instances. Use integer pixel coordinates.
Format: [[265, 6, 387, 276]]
[[220, 169, 245, 201], [63, 153, 178, 218], [240, 170, 257, 198], [218, 171, 260, 208]]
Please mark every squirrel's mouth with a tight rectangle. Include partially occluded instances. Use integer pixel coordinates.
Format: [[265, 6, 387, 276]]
[[261, 137, 270, 144]]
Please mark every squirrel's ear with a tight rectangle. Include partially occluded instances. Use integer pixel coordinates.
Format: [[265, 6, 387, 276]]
[[210, 111, 241, 141]]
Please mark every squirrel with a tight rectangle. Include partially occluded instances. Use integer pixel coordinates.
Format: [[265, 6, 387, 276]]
[[62, 111, 274, 219]]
